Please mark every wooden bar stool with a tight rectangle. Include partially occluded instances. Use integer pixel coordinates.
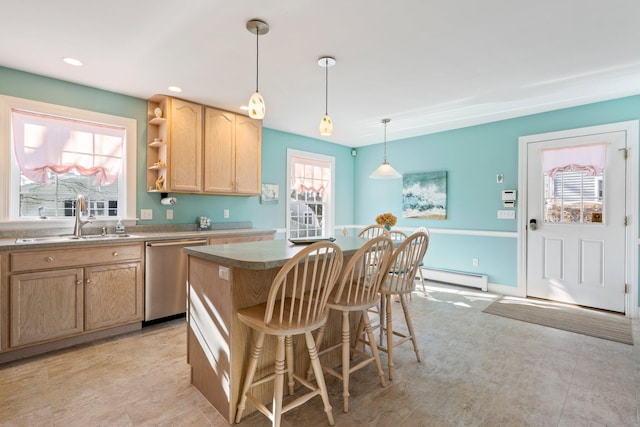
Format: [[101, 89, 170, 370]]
[[234, 242, 343, 427], [357, 224, 387, 238], [311, 235, 394, 412], [375, 231, 429, 380]]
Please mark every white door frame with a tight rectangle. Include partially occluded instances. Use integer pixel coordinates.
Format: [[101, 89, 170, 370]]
[[517, 121, 639, 318]]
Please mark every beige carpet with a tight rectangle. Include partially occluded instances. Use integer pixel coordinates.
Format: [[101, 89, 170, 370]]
[[483, 296, 633, 345]]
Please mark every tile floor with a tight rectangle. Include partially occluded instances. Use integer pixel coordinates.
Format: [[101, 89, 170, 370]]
[[1, 283, 639, 426]]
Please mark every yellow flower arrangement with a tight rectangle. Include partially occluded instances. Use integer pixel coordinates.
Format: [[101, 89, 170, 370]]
[[375, 212, 397, 228]]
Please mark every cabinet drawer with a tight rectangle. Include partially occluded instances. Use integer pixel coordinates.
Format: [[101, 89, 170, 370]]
[[10, 243, 143, 272]]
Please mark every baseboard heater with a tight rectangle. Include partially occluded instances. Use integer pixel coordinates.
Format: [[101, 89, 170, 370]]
[[422, 267, 488, 292]]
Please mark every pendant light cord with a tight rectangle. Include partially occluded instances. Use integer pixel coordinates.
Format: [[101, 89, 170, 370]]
[[383, 120, 388, 162], [255, 28, 259, 92], [325, 58, 329, 115]]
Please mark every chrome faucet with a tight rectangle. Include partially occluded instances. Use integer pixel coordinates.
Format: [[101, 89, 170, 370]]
[[73, 194, 92, 237]]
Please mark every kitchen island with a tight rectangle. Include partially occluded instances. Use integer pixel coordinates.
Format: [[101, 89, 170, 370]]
[[184, 236, 371, 423]]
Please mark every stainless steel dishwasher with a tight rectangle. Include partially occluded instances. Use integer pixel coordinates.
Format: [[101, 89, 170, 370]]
[[145, 238, 208, 322]]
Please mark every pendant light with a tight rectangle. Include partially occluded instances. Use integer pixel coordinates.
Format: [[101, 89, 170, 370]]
[[369, 118, 402, 179], [246, 19, 269, 119], [318, 56, 336, 136]]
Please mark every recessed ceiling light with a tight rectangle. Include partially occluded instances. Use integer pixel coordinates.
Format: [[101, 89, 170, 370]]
[[168, 86, 182, 93], [63, 57, 83, 66]]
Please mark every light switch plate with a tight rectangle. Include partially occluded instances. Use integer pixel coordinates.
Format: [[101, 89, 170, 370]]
[[166, 209, 173, 220], [140, 209, 153, 220], [497, 210, 515, 219]]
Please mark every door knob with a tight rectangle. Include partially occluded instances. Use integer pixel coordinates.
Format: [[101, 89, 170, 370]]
[[529, 219, 537, 231]]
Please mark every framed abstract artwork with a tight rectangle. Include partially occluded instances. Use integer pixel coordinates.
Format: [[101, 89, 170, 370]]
[[402, 171, 447, 219]]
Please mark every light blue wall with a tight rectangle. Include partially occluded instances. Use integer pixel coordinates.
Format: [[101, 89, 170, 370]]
[[2, 66, 638, 293], [0, 66, 354, 231], [355, 95, 640, 288]]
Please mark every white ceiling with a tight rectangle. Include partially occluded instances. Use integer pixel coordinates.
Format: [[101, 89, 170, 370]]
[[2, 1, 640, 147]]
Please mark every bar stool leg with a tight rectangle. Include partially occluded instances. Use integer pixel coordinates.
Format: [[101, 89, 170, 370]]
[[361, 310, 386, 388], [307, 324, 327, 381], [379, 297, 386, 345], [285, 335, 295, 395], [235, 331, 265, 423], [385, 294, 395, 380], [273, 335, 286, 427], [400, 294, 421, 362], [341, 311, 351, 412], [305, 331, 335, 426]]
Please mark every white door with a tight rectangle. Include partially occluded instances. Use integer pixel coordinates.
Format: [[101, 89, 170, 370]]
[[526, 129, 627, 312]]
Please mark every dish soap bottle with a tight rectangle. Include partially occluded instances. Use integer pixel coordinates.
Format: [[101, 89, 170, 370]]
[[115, 218, 125, 234]]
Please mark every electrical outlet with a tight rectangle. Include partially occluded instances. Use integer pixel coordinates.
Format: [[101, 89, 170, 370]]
[[224, 209, 229, 219], [140, 209, 152, 220], [473, 258, 479, 267], [219, 266, 229, 280], [166, 209, 173, 220]]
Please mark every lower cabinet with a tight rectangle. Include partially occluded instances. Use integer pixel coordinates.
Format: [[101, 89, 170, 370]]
[[6, 243, 143, 350], [9, 268, 84, 348], [84, 262, 143, 331]]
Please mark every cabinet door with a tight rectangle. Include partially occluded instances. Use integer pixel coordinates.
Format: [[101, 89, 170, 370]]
[[84, 262, 143, 331], [169, 98, 202, 192], [234, 115, 262, 195], [9, 268, 84, 348], [203, 107, 235, 193]]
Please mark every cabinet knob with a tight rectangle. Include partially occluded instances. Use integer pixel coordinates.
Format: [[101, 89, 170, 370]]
[[76, 279, 83, 285], [46, 256, 54, 262], [112, 251, 119, 257], [86, 279, 92, 285]]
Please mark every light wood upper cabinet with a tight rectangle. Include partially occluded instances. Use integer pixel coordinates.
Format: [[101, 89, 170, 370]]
[[204, 107, 236, 193], [234, 114, 262, 195], [204, 107, 262, 195], [169, 98, 203, 192], [148, 96, 261, 196]]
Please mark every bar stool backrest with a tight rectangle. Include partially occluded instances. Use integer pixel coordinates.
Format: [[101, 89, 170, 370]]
[[382, 231, 429, 294], [357, 224, 387, 239], [264, 241, 343, 329], [388, 229, 408, 242], [332, 235, 394, 307]]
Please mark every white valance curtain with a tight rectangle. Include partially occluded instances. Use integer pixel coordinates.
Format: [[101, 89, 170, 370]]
[[290, 155, 331, 196], [12, 109, 125, 185], [541, 143, 607, 178]]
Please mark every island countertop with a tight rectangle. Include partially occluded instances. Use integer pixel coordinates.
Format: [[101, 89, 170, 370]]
[[184, 235, 370, 270]]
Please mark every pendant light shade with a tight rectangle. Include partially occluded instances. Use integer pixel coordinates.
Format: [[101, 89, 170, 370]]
[[246, 19, 269, 119], [369, 118, 402, 179], [318, 56, 336, 136]]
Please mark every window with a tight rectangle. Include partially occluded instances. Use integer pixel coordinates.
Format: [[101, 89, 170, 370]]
[[287, 149, 335, 239], [544, 170, 603, 223], [541, 143, 606, 224], [0, 95, 137, 224]]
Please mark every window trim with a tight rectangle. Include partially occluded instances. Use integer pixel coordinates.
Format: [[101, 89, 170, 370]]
[[286, 148, 335, 239], [0, 94, 137, 228]]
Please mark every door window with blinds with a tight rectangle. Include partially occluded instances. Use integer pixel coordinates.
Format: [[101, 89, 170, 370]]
[[542, 143, 605, 224], [11, 108, 125, 218], [287, 150, 335, 238]]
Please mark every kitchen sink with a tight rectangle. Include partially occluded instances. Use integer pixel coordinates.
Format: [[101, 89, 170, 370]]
[[15, 234, 140, 244]]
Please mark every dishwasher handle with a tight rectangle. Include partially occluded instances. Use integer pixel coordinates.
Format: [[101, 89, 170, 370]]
[[146, 239, 208, 247]]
